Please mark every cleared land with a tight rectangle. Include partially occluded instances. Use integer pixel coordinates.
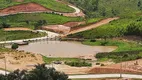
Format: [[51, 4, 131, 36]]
[[0, 48, 44, 71]]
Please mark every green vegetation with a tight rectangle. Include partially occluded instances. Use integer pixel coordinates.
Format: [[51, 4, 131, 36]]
[[86, 18, 102, 24], [0, 30, 46, 41], [67, 0, 142, 18], [96, 50, 142, 63], [11, 43, 19, 49], [0, 0, 74, 12], [42, 56, 80, 64], [65, 61, 92, 67], [0, 13, 83, 29], [68, 16, 142, 38], [0, 64, 68, 80], [82, 40, 142, 52]]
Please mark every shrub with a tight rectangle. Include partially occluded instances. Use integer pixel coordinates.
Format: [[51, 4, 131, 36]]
[[65, 61, 92, 67], [101, 64, 105, 66], [11, 43, 19, 49], [96, 63, 100, 65]]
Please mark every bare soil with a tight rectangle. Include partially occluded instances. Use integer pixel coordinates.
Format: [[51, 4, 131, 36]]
[[0, 50, 44, 71], [4, 27, 32, 31], [0, 3, 51, 14], [49, 64, 91, 74], [88, 59, 142, 74], [63, 21, 85, 27], [42, 25, 70, 34]]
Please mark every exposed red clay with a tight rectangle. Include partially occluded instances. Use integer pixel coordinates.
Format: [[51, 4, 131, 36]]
[[0, 3, 51, 14]]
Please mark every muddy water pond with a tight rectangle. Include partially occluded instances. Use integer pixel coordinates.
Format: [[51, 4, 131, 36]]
[[10, 41, 117, 58]]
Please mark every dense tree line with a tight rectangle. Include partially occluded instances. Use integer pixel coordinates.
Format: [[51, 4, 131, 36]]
[[0, 64, 68, 80]]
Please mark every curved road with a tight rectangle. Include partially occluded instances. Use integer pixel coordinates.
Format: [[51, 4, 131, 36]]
[[69, 74, 142, 79]]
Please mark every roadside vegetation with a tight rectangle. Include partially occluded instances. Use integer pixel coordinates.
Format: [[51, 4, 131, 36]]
[[0, 0, 74, 12], [43, 56, 92, 67], [65, 61, 92, 67], [96, 50, 142, 63], [0, 13, 83, 29], [0, 30, 46, 41]]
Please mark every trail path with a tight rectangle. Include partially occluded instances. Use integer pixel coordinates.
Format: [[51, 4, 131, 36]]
[[67, 17, 119, 35]]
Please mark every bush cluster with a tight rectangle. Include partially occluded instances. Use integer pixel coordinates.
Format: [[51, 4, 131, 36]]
[[65, 61, 92, 67]]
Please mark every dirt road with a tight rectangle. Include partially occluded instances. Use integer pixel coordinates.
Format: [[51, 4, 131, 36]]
[[67, 17, 119, 35]]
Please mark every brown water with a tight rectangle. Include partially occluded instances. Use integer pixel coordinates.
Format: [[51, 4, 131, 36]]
[[14, 41, 117, 58]]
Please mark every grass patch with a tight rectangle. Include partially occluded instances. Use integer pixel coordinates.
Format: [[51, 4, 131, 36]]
[[0, 30, 46, 41], [0, 0, 74, 12], [0, 13, 83, 29], [82, 40, 142, 52], [42, 56, 80, 64]]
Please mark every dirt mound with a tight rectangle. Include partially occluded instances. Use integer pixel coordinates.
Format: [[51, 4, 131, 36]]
[[0, 3, 51, 14], [42, 25, 70, 34], [88, 67, 142, 74], [63, 21, 85, 27]]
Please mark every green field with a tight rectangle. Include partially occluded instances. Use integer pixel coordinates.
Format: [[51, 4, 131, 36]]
[[0, 13, 83, 29], [82, 40, 142, 52], [0, 30, 46, 41], [0, 0, 74, 12]]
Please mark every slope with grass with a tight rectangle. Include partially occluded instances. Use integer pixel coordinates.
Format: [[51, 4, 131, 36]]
[[0, 13, 83, 29], [67, 0, 142, 17], [0, 0, 74, 13], [0, 30, 46, 41]]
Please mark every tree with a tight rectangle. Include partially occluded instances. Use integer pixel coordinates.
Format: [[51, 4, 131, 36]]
[[27, 64, 68, 80], [0, 64, 68, 80], [11, 43, 19, 49], [34, 20, 47, 30], [0, 22, 10, 28], [138, 1, 141, 7]]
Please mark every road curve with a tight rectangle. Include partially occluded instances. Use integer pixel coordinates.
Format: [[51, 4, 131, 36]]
[[69, 74, 142, 79]]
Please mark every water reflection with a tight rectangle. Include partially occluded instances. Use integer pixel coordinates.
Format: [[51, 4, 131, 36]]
[[15, 41, 117, 58]]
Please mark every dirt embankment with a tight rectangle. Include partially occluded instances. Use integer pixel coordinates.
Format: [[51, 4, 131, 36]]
[[88, 59, 142, 74], [0, 3, 51, 15], [0, 1, 85, 17]]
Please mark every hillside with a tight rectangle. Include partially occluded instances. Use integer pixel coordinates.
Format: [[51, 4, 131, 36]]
[[67, 0, 142, 17], [0, 0, 74, 12], [67, 0, 142, 38]]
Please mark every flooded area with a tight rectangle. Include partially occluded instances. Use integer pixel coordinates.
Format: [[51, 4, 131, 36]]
[[13, 41, 117, 58]]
